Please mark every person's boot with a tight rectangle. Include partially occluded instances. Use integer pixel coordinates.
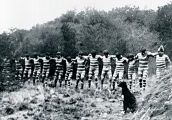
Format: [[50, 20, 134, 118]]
[[59, 78, 63, 87], [75, 80, 79, 90], [54, 77, 58, 87], [33, 77, 36, 85], [88, 80, 91, 88], [101, 79, 104, 90], [112, 81, 116, 91], [95, 78, 98, 89], [109, 79, 112, 89], [129, 80, 132, 90], [81, 83, 84, 89], [42, 76, 45, 84]]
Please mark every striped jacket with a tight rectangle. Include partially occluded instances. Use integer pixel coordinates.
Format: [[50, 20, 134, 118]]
[[102, 56, 111, 70], [66, 61, 73, 73], [33, 58, 40, 70], [42, 57, 50, 70], [128, 60, 137, 73], [115, 57, 128, 72], [24, 58, 31, 70], [55, 57, 64, 71], [135, 52, 154, 69], [156, 54, 171, 69], [88, 55, 100, 68], [76, 56, 86, 72]]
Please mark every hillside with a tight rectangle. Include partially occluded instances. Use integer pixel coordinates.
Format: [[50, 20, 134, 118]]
[[0, 79, 141, 120], [1, 69, 172, 120], [132, 69, 172, 120]]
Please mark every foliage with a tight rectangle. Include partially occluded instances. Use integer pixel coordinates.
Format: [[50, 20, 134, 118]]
[[154, 3, 172, 57], [0, 7, 161, 59]]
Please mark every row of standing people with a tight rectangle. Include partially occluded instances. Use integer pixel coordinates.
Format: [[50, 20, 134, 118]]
[[1, 45, 171, 92]]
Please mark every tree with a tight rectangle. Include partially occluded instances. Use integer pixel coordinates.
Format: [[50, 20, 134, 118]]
[[61, 23, 77, 57], [155, 3, 172, 57]]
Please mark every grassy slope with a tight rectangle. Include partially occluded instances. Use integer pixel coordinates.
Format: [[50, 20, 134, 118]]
[[1, 69, 172, 120], [0, 81, 129, 120], [132, 69, 172, 120]]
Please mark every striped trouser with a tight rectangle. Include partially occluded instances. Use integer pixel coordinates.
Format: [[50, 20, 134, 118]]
[[24, 68, 31, 78], [156, 67, 165, 79], [128, 69, 137, 80], [77, 70, 85, 80], [55, 69, 63, 79], [88, 66, 99, 81], [138, 67, 148, 89], [65, 71, 73, 80], [113, 70, 124, 81], [138, 67, 148, 80], [101, 67, 112, 80], [16, 68, 22, 79], [65, 71, 73, 86], [42, 68, 49, 78], [33, 68, 41, 79], [128, 69, 137, 90]]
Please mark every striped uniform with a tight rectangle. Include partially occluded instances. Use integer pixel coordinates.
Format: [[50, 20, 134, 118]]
[[88, 55, 99, 81], [42, 57, 50, 78], [128, 59, 137, 91], [136, 52, 153, 80], [113, 57, 128, 81], [55, 57, 64, 79], [24, 58, 31, 78], [65, 61, 73, 81], [2, 59, 11, 75], [33, 58, 41, 79], [76, 56, 86, 80], [128, 60, 137, 80], [156, 54, 171, 78], [101, 56, 112, 79], [15, 59, 22, 79], [136, 51, 154, 90]]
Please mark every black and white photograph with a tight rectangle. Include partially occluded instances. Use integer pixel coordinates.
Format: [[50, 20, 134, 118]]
[[0, 0, 172, 119]]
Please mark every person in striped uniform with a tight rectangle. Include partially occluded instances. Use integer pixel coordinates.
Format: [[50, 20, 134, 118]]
[[65, 56, 74, 87], [42, 53, 50, 86], [33, 53, 41, 85], [54, 52, 66, 87], [112, 53, 128, 90], [75, 51, 87, 89], [87, 50, 101, 88], [2, 56, 12, 77], [155, 45, 171, 79], [23, 54, 31, 82], [101, 50, 114, 89], [15, 57, 23, 80], [127, 54, 137, 92], [135, 48, 154, 91]]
